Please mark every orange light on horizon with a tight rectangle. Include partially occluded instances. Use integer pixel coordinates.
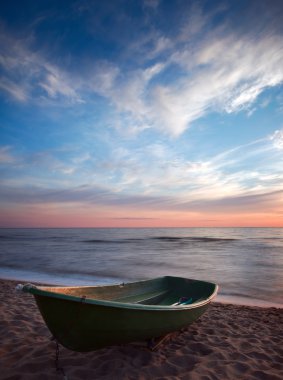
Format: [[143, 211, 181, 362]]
[[0, 203, 282, 228]]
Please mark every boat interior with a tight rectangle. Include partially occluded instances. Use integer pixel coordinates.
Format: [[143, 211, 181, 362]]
[[36, 276, 216, 306]]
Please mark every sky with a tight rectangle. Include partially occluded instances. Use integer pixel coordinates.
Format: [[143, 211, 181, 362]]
[[0, 0, 283, 228]]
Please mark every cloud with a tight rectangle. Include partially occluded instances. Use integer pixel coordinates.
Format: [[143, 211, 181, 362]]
[[0, 183, 166, 208], [0, 180, 282, 217], [111, 217, 159, 220], [0, 30, 82, 104], [143, 0, 160, 10], [270, 129, 283, 149], [1, 125, 282, 207], [0, 146, 16, 164], [38, 66, 83, 102], [181, 190, 283, 214], [86, 2, 283, 137], [88, 61, 166, 125], [0, 128, 282, 218], [148, 32, 283, 135], [0, 78, 28, 102], [0, 0, 283, 138]]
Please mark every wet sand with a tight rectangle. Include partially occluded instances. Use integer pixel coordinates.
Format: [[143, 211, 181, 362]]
[[1, 279, 282, 379]]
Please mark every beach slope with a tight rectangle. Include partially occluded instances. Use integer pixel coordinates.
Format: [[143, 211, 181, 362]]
[[1, 279, 282, 379]]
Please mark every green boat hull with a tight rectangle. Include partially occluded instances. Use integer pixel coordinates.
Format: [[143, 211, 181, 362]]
[[22, 276, 218, 352]]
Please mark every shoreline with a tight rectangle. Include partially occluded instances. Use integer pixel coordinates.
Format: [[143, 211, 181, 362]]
[[1, 273, 282, 309], [216, 294, 283, 309], [1, 278, 282, 379]]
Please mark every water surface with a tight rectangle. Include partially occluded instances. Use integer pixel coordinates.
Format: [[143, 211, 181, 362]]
[[0, 228, 282, 307]]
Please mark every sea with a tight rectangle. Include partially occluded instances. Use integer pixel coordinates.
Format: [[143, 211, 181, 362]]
[[0, 228, 282, 308]]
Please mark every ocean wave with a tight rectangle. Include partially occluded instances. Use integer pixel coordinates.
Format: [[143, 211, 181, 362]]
[[150, 236, 237, 242], [82, 236, 237, 244], [81, 239, 144, 244]]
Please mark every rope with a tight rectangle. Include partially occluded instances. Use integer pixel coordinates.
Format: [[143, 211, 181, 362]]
[[55, 340, 68, 380], [53, 295, 86, 379]]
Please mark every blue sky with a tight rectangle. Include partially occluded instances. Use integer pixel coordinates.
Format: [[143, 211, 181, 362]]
[[0, 0, 283, 227]]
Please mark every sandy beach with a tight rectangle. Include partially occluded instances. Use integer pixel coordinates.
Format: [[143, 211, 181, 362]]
[[1, 279, 282, 380]]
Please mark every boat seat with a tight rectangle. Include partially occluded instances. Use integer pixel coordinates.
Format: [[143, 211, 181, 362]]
[[114, 290, 168, 305]]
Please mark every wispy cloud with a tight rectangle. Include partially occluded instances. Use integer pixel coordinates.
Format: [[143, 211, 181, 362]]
[[86, 1, 283, 136], [0, 78, 28, 102], [143, 0, 160, 10], [1, 127, 282, 215], [93, 2, 283, 137], [1, 182, 282, 218], [270, 129, 283, 149], [0, 31, 82, 104], [1, 1, 282, 137], [178, 189, 283, 214], [149, 33, 283, 135], [0, 146, 16, 164]]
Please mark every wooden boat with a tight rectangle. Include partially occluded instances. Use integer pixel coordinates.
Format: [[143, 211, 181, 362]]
[[21, 276, 218, 352]]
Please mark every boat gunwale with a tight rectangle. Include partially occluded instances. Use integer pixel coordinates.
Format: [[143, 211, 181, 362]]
[[22, 277, 218, 311]]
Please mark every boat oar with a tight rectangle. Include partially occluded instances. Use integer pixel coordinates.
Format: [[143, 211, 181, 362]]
[[172, 297, 193, 306]]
